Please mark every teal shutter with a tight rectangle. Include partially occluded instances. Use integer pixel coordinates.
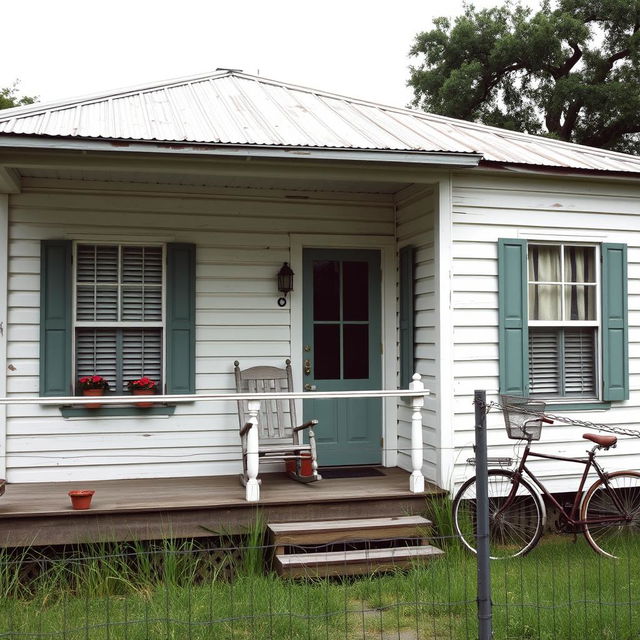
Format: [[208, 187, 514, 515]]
[[40, 240, 72, 396], [498, 239, 528, 396], [601, 243, 629, 401], [166, 243, 196, 394], [399, 245, 415, 389]]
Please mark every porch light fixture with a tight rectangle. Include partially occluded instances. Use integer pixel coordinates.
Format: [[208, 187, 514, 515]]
[[277, 262, 294, 307]]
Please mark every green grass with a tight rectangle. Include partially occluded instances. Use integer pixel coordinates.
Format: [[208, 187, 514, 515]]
[[0, 534, 638, 639]]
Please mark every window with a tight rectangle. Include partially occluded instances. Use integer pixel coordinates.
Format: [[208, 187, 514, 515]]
[[74, 244, 164, 393], [40, 240, 196, 398], [527, 244, 597, 398], [498, 239, 628, 403]]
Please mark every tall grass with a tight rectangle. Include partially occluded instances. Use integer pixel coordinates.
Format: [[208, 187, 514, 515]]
[[0, 534, 638, 639]]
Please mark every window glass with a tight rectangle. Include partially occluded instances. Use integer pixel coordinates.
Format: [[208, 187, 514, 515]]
[[313, 324, 340, 379], [343, 261, 368, 321], [75, 244, 163, 393], [527, 243, 598, 399], [313, 261, 340, 321], [343, 324, 369, 379]]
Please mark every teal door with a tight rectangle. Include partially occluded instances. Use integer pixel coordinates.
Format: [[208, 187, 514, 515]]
[[302, 249, 382, 466]]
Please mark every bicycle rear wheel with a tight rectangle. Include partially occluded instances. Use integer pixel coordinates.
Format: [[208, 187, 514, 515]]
[[581, 470, 640, 559], [452, 470, 545, 559]]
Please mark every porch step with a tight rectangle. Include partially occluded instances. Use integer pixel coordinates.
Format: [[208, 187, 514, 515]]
[[268, 515, 444, 577], [275, 545, 445, 578], [270, 515, 430, 547]]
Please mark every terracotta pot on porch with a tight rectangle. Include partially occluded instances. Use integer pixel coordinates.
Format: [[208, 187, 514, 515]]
[[82, 388, 104, 409], [68, 490, 95, 510], [286, 453, 314, 477], [132, 389, 155, 408]]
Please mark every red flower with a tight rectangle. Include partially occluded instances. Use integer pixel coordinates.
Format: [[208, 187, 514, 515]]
[[78, 375, 109, 390], [127, 377, 158, 391]]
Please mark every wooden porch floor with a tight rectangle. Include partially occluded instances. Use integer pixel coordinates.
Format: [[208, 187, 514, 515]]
[[0, 467, 443, 548]]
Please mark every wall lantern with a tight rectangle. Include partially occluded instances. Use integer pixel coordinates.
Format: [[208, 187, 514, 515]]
[[277, 262, 294, 307]]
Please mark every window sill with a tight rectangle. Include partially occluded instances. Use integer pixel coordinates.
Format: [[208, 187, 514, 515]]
[[60, 405, 177, 418], [544, 401, 611, 412]]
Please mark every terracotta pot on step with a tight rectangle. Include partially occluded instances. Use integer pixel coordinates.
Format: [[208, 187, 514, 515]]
[[83, 388, 104, 409], [68, 490, 95, 510], [132, 389, 155, 408], [286, 452, 313, 477]]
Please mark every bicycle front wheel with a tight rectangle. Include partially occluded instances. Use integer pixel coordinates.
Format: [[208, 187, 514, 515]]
[[581, 470, 640, 559], [452, 470, 545, 559]]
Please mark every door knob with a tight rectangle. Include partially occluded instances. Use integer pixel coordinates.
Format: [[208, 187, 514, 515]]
[[304, 383, 316, 391]]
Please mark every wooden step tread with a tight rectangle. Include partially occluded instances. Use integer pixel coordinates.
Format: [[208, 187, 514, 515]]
[[277, 545, 443, 567], [269, 515, 430, 535], [275, 545, 444, 577]]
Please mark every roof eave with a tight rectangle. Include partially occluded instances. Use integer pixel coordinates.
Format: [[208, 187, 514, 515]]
[[0, 135, 482, 167]]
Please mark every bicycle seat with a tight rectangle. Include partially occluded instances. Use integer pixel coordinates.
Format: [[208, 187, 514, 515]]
[[583, 433, 617, 448]]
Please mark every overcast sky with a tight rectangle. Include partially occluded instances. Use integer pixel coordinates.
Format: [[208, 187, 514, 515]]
[[3, 0, 539, 110]]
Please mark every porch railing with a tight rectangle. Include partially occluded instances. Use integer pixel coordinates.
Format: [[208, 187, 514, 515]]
[[0, 374, 429, 502]]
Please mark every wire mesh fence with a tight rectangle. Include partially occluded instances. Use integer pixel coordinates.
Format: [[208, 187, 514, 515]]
[[0, 529, 638, 640]]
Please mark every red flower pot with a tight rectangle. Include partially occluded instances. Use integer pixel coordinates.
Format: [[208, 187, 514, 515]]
[[68, 490, 95, 510], [83, 388, 104, 409], [286, 453, 313, 477], [132, 389, 155, 408]]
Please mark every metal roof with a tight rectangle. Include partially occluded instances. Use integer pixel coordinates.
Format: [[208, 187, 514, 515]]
[[2, 70, 640, 174]]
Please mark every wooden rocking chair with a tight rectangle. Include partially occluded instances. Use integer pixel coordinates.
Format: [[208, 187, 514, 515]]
[[234, 359, 321, 485]]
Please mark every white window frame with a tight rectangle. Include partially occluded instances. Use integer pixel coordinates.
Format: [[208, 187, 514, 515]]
[[72, 242, 167, 391], [527, 241, 602, 400]]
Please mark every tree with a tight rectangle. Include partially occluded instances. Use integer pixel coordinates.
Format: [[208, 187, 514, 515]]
[[0, 81, 37, 110], [408, 0, 640, 154]]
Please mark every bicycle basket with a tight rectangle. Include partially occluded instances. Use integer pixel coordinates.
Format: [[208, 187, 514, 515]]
[[500, 395, 546, 441]]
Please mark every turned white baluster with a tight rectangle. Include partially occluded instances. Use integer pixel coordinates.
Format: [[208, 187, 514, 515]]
[[409, 373, 425, 493], [245, 399, 261, 502]]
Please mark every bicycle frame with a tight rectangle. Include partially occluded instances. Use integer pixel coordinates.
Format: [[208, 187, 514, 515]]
[[507, 442, 628, 527]]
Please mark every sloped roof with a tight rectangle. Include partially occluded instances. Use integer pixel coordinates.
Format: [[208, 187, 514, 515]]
[[1, 70, 640, 174]]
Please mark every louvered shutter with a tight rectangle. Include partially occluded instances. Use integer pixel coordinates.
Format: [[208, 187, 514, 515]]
[[121, 246, 163, 321], [76, 329, 118, 392], [498, 239, 529, 395], [602, 243, 629, 401], [564, 328, 596, 397], [528, 329, 560, 396], [76, 245, 118, 321], [40, 240, 73, 396], [399, 245, 415, 389], [122, 329, 163, 392], [166, 243, 196, 394]]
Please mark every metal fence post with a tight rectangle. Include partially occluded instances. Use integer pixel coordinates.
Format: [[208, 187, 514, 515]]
[[474, 389, 493, 640]]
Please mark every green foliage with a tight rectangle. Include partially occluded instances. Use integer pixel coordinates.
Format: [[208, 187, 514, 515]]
[[0, 536, 639, 639], [0, 81, 37, 110], [409, 0, 640, 153]]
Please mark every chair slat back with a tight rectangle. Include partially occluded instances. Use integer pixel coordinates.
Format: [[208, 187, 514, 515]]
[[234, 360, 297, 439]]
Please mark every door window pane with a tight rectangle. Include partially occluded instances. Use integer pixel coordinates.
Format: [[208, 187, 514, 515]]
[[343, 261, 369, 321], [313, 261, 340, 321], [343, 324, 369, 379], [314, 324, 340, 379]]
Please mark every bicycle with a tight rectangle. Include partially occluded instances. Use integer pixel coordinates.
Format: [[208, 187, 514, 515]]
[[452, 395, 640, 559]]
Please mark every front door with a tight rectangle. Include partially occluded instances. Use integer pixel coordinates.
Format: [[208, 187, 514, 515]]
[[302, 249, 382, 466]]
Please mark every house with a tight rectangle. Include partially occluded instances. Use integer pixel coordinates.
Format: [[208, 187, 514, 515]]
[[0, 69, 637, 499]]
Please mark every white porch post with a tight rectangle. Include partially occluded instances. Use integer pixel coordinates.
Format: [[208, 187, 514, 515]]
[[245, 400, 261, 502], [409, 373, 425, 493]]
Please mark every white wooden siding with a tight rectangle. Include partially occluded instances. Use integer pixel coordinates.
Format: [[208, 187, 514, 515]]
[[450, 173, 640, 493], [6, 178, 396, 482], [396, 187, 437, 484]]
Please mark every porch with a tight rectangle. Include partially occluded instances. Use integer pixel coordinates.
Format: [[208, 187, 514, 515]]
[[0, 467, 442, 548]]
